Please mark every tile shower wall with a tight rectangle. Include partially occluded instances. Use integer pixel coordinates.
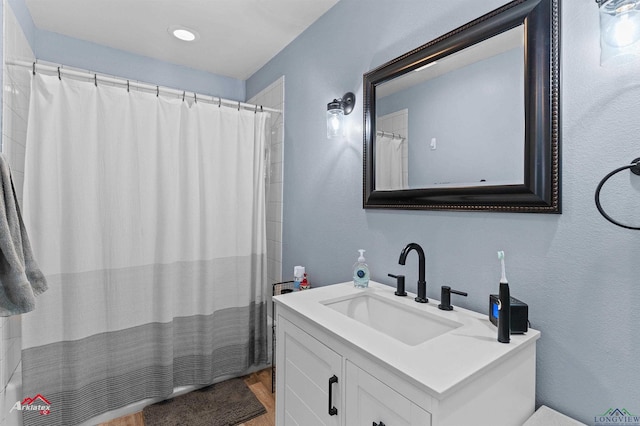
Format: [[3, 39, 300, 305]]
[[377, 109, 409, 188], [248, 77, 284, 291], [1, 0, 35, 424]]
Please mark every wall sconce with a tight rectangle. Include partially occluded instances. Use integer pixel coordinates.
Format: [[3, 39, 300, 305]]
[[327, 92, 355, 139], [597, 0, 640, 63]]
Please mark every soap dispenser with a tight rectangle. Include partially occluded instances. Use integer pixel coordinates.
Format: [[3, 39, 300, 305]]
[[353, 249, 370, 288]]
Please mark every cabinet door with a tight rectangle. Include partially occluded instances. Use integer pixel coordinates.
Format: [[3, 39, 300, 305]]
[[276, 317, 342, 426], [346, 361, 431, 426]]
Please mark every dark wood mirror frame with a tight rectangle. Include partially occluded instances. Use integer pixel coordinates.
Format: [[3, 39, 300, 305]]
[[363, 0, 560, 213]]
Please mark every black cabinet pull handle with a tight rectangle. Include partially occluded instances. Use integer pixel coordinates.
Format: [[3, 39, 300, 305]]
[[328, 375, 338, 416], [373, 422, 386, 426]]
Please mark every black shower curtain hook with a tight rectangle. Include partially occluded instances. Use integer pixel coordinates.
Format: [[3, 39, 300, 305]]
[[194, 93, 197, 103], [218, 97, 221, 108], [127, 80, 130, 93], [32, 62, 36, 76], [238, 101, 241, 111], [57, 67, 61, 80], [156, 86, 159, 97], [94, 74, 97, 87], [182, 91, 185, 102]]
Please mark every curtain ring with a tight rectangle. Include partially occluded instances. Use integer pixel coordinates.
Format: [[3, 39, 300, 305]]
[[127, 80, 130, 93], [57, 67, 61, 80], [254, 104, 258, 114], [182, 91, 185, 102], [94, 74, 98, 87], [260, 105, 263, 112], [238, 101, 241, 111], [32, 62, 36, 76], [194, 93, 197, 103], [156, 86, 159, 97], [218, 97, 221, 108]]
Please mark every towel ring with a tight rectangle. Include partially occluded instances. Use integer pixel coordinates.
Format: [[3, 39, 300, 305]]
[[594, 157, 640, 230]]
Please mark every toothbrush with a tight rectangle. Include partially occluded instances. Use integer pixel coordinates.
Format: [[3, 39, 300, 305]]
[[498, 250, 508, 284], [497, 250, 511, 343]]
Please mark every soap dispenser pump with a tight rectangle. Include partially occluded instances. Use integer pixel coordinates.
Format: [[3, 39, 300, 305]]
[[353, 249, 370, 288]]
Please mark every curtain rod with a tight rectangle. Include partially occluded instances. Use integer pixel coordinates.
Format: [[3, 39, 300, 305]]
[[6, 60, 282, 114], [376, 130, 405, 140]]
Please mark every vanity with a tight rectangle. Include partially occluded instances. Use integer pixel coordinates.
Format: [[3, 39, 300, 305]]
[[273, 281, 540, 426]]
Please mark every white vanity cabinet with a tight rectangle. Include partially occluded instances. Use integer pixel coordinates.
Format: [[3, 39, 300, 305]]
[[276, 316, 342, 426], [274, 282, 540, 426], [276, 316, 430, 426], [346, 361, 431, 426]]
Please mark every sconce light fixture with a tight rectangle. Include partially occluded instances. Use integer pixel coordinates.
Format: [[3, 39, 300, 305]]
[[597, 0, 640, 63], [327, 92, 355, 139]]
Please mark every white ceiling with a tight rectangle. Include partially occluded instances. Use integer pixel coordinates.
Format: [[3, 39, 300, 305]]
[[24, 0, 339, 80], [377, 26, 525, 99]]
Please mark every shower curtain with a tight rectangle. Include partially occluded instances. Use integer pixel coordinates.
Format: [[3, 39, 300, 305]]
[[20, 73, 268, 425], [375, 134, 406, 190]]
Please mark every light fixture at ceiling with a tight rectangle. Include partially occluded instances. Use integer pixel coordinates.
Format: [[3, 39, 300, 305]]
[[414, 61, 438, 72], [597, 0, 640, 63], [327, 92, 356, 139], [168, 25, 200, 42]]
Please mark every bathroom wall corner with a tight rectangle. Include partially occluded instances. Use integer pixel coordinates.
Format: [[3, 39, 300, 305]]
[[1, 1, 35, 423], [247, 76, 285, 289]]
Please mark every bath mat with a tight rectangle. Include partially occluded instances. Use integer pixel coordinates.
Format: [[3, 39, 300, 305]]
[[142, 377, 266, 426]]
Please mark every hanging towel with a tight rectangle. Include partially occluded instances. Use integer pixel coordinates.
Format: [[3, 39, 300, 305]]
[[0, 155, 47, 316]]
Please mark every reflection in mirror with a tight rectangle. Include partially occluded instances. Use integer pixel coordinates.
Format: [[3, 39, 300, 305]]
[[375, 26, 525, 190], [363, 0, 560, 212], [375, 128, 407, 190]]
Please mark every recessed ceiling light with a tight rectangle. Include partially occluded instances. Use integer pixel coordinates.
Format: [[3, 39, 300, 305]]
[[168, 25, 200, 42], [414, 61, 438, 72]]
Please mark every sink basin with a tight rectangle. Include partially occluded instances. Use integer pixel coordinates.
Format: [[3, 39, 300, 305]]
[[322, 292, 462, 346]]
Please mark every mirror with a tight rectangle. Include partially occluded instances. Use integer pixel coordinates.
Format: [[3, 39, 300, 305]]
[[363, 0, 560, 212]]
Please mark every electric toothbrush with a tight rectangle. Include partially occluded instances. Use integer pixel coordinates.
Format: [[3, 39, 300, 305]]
[[497, 251, 511, 343]]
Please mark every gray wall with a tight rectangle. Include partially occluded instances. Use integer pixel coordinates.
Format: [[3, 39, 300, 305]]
[[377, 47, 524, 187], [247, 0, 640, 423]]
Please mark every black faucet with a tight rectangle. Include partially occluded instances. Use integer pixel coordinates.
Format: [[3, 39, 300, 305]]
[[398, 243, 427, 303]]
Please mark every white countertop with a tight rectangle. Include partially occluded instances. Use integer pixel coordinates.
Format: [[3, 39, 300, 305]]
[[273, 280, 540, 398]]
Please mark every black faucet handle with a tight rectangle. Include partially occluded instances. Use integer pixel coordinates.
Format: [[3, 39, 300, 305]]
[[388, 273, 407, 296], [438, 285, 468, 311]]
